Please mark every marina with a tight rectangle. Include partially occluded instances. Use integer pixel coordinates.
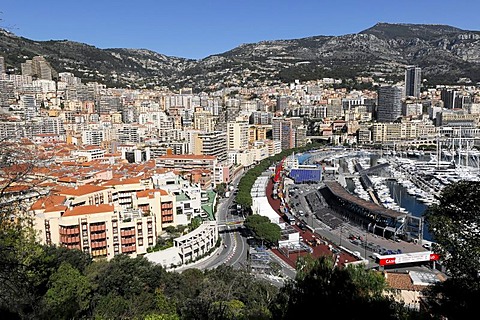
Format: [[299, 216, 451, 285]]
[[333, 148, 480, 243]]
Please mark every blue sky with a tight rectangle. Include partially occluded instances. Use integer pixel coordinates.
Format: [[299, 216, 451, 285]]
[[1, 0, 479, 60]]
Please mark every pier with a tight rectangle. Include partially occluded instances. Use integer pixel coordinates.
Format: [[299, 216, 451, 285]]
[[319, 181, 423, 242]]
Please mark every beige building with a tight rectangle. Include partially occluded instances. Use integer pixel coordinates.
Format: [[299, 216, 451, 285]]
[[33, 202, 155, 260], [371, 122, 436, 143], [192, 131, 228, 163], [227, 120, 249, 150], [193, 108, 216, 132], [256, 125, 270, 141], [32, 180, 178, 260], [383, 270, 445, 312]]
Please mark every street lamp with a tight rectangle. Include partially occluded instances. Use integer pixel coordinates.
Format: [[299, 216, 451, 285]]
[[339, 224, 343, 247], [364, 230, 368, 259]]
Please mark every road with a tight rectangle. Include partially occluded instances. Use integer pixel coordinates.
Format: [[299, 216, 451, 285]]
[[182, 150, 435, 279]]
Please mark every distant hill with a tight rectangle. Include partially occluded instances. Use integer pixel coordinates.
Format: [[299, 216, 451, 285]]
[[1, 22, 480, 90]]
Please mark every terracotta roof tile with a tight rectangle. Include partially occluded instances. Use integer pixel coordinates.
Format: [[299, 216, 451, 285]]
[[157, 154, 216, 160], [136, 189, 168, 198], [31, 195, 67, 210], [63, 204, 114, 217], [58, 184, 110, 196], [102, 177, 142, 186], [385, 272, 427, 292]]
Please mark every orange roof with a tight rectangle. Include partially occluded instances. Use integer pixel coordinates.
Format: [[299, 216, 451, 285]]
[[57, 184, 110, 196], [44, 205, 68, 213], [384, 272, 429, 292], [31, 195, 67, 211], [157, 154, 216, 160], [63, 204, 114, 217], [83, 145, 104, 150], [4, 185, 30, 193], [57, 176, 78, 183], [102, 177, 142, 186], [136, 189, 168, 198]]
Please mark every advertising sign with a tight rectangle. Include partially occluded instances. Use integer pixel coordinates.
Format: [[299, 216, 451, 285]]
[[378, 252, 439, 266]]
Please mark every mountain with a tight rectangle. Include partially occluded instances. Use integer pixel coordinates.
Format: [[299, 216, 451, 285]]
[[1, 22, 480, 90]]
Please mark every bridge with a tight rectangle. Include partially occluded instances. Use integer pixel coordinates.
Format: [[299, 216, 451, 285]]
[[217, 219, 244, 228]]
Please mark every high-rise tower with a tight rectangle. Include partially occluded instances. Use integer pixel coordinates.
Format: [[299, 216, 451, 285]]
[[405, 66, 421, 98], [377, 86, 403, 123]]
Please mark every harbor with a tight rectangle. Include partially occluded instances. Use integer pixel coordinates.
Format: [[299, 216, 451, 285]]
[[322, 147, 480, 244]]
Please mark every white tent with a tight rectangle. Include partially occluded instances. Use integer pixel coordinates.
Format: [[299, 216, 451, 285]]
[[251, 196, 281, 225]]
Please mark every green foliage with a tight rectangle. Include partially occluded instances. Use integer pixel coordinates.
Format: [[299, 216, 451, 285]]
[[92, 255, 166, 298], [235, 141, 326, 209], [158, 265, 276, 320], [244, 214, 281, 246], [271, 255, 406, 320], [214, 183, 227, 197], [44, 262, 92, 319], [164, 226, 177, 234], [423, 181, 480, 319], [144, 314, 180, 320], [189, 217, 202, 230]]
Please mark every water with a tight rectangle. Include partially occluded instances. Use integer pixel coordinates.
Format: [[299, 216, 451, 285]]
[[385, 180, 433, 241], [342, 153, 433, 241]]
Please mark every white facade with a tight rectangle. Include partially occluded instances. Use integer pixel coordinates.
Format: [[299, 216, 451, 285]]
[[145, 221, 218, 268]]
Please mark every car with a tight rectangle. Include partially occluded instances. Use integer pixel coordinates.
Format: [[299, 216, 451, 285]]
[[297, 222, 307, 231]]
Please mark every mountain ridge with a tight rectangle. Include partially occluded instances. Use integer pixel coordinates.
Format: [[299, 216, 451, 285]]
[[1, 22, 480, 90]]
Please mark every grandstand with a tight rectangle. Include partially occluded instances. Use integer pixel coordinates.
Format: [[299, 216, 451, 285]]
[[288, 167, 322, 184], [296, 153, 312, 165]]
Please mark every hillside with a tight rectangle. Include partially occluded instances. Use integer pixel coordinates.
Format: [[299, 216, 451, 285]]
[[1, 22, 480, 90]]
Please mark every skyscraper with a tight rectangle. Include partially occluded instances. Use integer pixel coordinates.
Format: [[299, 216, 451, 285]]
[[377, 86, 403, 123], [0, 56, 5, 74], [405, 66, 421, 98]]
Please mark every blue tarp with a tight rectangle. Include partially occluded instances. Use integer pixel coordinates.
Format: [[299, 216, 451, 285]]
[[296, 153, 312, 165], [289, 168, 322, 183]]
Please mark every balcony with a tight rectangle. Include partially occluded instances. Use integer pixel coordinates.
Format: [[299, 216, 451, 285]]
[[120, 229, 135, 237], [122, 245, 136, 253], [91, 248, 107, 257], [121, 237, 136, 245], [91, 241, 107, 249], [60, 236, 80, 244], [89, 224, 106, 232], [162, 216, 174, 223], [161, 203, 173, 209], [90, 232, 106, 240], [161, 209, 174, 215], [59, 226, 80, 235]]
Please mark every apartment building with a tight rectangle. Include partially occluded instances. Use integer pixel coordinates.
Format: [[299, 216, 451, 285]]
[[71, 146, 106, 162], [192, 131, 228, 163], [33, 177, 179, 260], [371, 122, 436, 143], [33, 202, 156, 260], [155, 154, 217, 173], [227, 120, 249, 150]]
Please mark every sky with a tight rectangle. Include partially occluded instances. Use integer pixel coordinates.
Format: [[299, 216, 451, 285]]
[[1, 0, 479, 60]]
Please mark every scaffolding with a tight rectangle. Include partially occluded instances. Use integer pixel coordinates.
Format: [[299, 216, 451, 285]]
[[249, 246, 272, 273]]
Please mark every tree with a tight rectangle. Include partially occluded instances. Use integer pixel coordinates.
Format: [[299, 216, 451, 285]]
[[92, 255, 166, 298], [214, 183, 226, 197], [43, 262, 92, 320], [0, 141, 52, 318], [243, 214, 281, 246], [423, 181, 480, 319], [270, 255, 407, 320], [166, 265, 276, 320]]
